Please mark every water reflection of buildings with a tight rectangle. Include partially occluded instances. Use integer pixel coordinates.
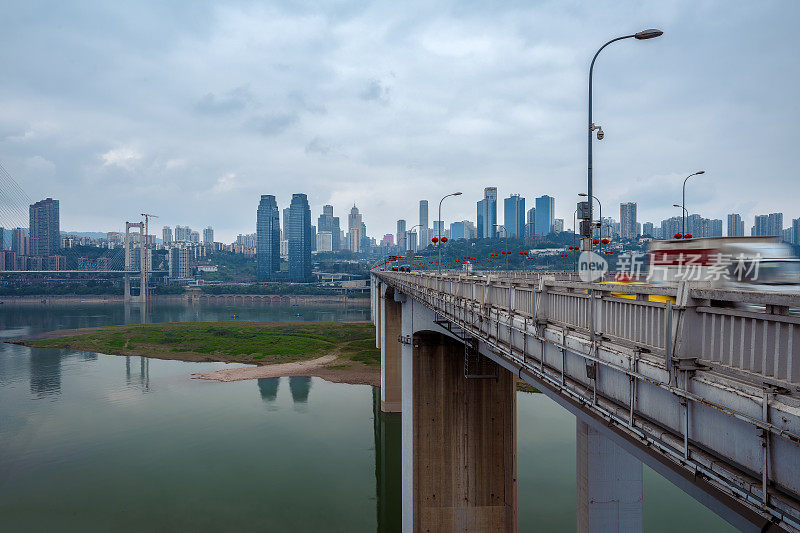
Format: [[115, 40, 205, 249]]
[[257, 377, 280, 402], [29, 349, 62, 397], [289, 376, 312, 404], [372, 388, 401, 531]]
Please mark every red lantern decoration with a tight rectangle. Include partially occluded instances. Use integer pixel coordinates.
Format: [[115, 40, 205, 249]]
[[601, 238, 609, 245], [441, 237, 448, 243], [674, 233, 683, 239], [592, 238, 599, 245], [684, 233, 693, 239], [431, 237, 438, 243]]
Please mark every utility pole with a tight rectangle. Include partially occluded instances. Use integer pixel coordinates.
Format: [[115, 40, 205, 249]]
[[140, 213, 158, 305]]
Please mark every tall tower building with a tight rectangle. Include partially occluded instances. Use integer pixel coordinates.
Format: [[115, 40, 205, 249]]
[[534, 195, 554, 236], [317, 205, 341, 251], [12, 228, 26, 256], [525, 208, 536, 237], [287, 193, 312, 281], [203, 227, 214, 244], [29, 198, 59, 257], [162, 226, 173, 244], [396, 219, 407, 251], [419, 200, 429, 229], [727, 214, 745, 237], [503, 194, 525, 239], [620, 202, 638, 240], [256, 195, 281, 280], [347, 205, 365, 253], [476, 187, 498, 239]]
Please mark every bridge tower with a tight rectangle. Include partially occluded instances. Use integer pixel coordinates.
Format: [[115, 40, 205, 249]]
[[124, 221, 145, 303]]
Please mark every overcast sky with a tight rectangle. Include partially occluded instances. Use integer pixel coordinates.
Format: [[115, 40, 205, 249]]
[[0, 1, 798, 242]]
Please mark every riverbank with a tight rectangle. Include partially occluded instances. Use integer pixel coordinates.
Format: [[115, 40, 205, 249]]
[[9, 321, 380, 386], [0, 293, 369, 305]]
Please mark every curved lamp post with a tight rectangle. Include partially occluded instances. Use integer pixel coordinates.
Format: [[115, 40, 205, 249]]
[[438, 192, 462, 276], [681, 171, 705, 235], [673, 204, 689, 237], [587, 29, 663, 243]]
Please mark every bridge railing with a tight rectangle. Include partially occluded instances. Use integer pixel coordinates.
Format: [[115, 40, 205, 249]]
[[379, 270, 800, 386]]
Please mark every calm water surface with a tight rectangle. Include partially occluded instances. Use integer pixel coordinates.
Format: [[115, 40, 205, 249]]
[[0, 301, 732, 531]]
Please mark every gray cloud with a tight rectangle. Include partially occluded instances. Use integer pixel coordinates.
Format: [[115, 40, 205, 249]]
[[0, 1, 797, 241]]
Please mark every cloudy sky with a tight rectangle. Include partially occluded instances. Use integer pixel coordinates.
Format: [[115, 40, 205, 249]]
[[0, 1, 798, 242]]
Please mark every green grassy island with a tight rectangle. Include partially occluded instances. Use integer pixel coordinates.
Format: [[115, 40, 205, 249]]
[[17, 322, 380, 367]]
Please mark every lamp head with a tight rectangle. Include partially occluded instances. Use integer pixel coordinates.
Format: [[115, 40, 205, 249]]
[[673, 204, 681, 208], [578, 193, 588, 197], [635, 29, 664, 40], [453, 192, 462, 196], [696, 171, 705, 175]]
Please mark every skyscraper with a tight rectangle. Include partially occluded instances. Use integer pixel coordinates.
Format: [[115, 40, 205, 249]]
[[287, 193, 312, 281], [525, 208, 535, 237], [450, 221, 465, 240], [203, 227, 214, 244], [727, 214, 745, 237], [643, 222, 654, 238], [419, 200, 428, 229], [29, 198, 59, 257], [347, 205, 364, 252], [317, 205, 341, 251], [620, 202, 637, 240], [534, 195, 554, 236], [162, 226, 173, 244], [476, 187, 497, 239], [396, 219, 407, 251], [12, 228, 26, 256], [503, 194, 525, 239], [256, 195, 281, 280]]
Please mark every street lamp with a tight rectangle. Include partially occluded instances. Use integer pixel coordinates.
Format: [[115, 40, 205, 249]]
[[438, 192, 462, 276], [586, 29, 663, 248], [681, 171, 705, 235], [673, 204, 688, 237]]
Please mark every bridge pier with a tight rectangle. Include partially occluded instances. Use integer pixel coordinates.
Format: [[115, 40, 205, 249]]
[[577, 419, 643, 533], [380, 285, 402, 413], [398, 298, 516, 532]]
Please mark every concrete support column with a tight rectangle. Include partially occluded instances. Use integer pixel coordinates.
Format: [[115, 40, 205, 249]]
[[380, 287, 402, 412], [577, 419, 643, 533], [375, 280, 382, 350], [411, 331, 516, 532]]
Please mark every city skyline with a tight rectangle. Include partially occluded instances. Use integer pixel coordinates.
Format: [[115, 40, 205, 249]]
[[0, 3, 798, 241]]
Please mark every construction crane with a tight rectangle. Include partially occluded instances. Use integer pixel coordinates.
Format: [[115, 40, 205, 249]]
[[140, 213, 159, 304]]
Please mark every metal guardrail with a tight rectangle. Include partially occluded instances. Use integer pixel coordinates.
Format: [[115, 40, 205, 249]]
[[380, 270, 800, 386]]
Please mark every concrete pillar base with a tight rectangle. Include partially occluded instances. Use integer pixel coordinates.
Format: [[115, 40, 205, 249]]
[[577, 419, 643, 532]]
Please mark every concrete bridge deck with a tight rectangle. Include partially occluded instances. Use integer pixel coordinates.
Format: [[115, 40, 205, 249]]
[[372, 270, 800, 532]]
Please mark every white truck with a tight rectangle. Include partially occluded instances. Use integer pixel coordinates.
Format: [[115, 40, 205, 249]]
[[647, 236, 800, 292]]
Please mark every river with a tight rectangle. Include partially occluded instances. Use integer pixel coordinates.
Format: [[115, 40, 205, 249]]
[[0, 301, 732, 531]]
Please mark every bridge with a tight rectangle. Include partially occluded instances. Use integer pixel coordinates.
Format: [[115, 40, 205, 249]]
[[370, 270, 800, 532]]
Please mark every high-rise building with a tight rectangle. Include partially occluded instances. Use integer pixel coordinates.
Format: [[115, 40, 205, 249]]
[[396, 219, 407, 251], [503, 194, 525, 239], [534, 195, 554, 236], [727, 214, 744, 237], [347, 205, 365, 253], [553, 219, 564, 233], [793, 218, 800, 245], [524, 208, 535, 237], [317, 205, 341, 251], [405, 231, 418, 252], [287, 193, 312, 281], [256, 195, 281, 280], [419, 200, 429, 229], [162, 226, 173, 244], [450, 221, 466, 240], [11, 228, 26, 256], [643, 222, 654, 238], [168, 247, 190, 279], [432, 220, 445, 238], [203, 227, 214, 244], [29, 198, 59, 257], [476, 187, 497, 239], [316, 231, 333, 252], [620, 202, 637, 240], [753, 213, 783, 237]]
